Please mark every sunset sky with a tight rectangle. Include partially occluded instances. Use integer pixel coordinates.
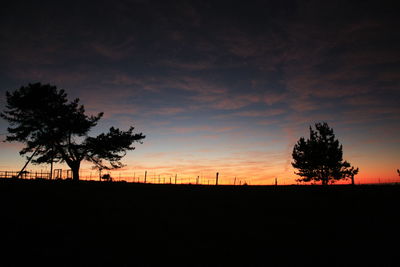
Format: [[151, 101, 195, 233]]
[[0, 0, 399, 184]]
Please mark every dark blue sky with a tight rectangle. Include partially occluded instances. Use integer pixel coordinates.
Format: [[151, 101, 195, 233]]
[[1, 0, 399, 184]]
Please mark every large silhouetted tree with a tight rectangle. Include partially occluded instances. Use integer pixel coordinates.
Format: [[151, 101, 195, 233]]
[[1, 83, 145, 180], [292, 122, 358, 185]]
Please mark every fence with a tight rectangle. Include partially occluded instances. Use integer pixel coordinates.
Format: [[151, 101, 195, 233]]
[[0, 170, 242, 185], [0, 170, 51, 179], [0, 169, 74, 180], [2, 170, 398, 185]]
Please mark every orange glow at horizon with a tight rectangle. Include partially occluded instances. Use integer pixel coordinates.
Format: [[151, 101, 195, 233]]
[[1, 156, 398, 185], [1, 0, 399, 189], [1, 121, 398, 185]]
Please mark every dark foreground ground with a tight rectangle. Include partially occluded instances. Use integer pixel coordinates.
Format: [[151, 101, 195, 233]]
[[0, 179, 399, 267]]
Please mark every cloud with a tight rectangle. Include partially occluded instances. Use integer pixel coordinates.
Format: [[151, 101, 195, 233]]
[[149, 107, 187, 116], [158, 59, 216, 71], [1, 0, 399, 184], [167, 125, 238, 135], [9, 68, 89, 87], [91, 38, 136, 60], [234, 109, 286, 118], [208, 95, 259, 110]]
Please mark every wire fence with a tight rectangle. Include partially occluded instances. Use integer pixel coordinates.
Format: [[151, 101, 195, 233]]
[[0, 170, 235, 185], [1, 170, 398, 185], [0, 170, 51, 179]]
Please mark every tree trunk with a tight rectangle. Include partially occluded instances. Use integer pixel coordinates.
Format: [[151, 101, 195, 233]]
[[72, 167, 79, 181], [68, 161, 81, 181]]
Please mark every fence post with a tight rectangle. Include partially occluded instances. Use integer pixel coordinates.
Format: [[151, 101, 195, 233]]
[[144, 171, 147, 183], [216, 172, 219, 185], [49, 159, 53, 180]]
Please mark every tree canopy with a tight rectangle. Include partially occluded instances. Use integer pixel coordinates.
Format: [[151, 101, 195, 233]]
[[1, 83, 145, 180], [292, 122, 358, 185]]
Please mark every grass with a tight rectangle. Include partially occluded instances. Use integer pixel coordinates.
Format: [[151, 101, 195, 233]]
[[0, 178, 399, 266]]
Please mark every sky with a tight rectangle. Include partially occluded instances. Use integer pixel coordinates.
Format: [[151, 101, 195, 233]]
[[0, 0, 399, 184]]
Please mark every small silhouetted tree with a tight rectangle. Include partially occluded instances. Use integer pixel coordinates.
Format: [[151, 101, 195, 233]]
[[1, 83, 145, 181], [101, 174, 113, 182], [292, 122, 358, 185]]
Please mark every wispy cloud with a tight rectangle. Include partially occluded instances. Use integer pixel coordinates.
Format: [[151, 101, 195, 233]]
[[234, 109, 286, 118], [167, 125, 238, 135], [1, 1, 399, 184], [91, 38, 136, 61]]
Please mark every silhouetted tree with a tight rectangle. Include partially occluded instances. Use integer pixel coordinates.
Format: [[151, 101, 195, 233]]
[[292, 122, 358, 185], [1, 83, 145, 180], [101, 174, 113, 182], [397, 169, 400, 176]]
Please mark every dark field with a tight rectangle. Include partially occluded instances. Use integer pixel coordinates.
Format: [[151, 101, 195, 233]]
[[0, 179, 399, 267]]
